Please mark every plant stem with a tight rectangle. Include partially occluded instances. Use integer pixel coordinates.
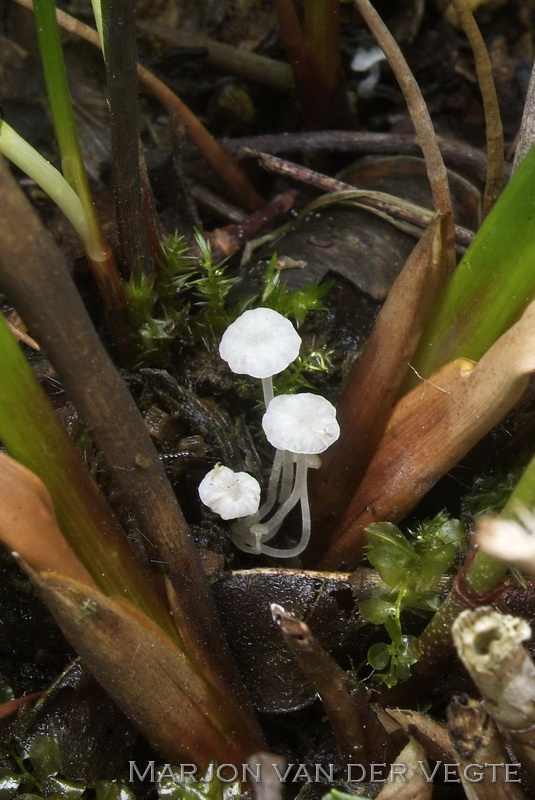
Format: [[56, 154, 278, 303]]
[[102, 0, 156, 277], [17, 0, 264, 213], [32, 0, 124, 310], [353, 0, 454, 256], [0, 120, 88, 242], [0, 156, 263, 744], [274, 0, 352, 129], [448, 0, 504, 217], [0, 312, 177, 638]]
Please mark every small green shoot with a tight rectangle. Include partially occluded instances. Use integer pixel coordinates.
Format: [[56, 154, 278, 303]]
[[360, 513, 466, 686], [260, 255, 332, 326]]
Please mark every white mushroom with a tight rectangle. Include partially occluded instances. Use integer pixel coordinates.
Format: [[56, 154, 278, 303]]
[[350, 45, 386, 98], [219, 308, 301, 406], [262, 393, 340, 454], [232, 393, 340, 559], [198, 464, 261, 520]]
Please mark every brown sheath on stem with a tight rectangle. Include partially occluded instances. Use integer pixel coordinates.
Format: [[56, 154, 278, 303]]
[[0, 453, 98, 590], [310, 216, 446, 544], [319, 293, 535, 568], [0, 156, 264, 750], [447, 694, 527, 799], [24, 569, 256, 767]]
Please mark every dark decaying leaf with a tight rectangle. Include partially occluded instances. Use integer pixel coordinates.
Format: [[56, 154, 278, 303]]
[[212, 568, 374, 713], [251, 156, 479, 302]]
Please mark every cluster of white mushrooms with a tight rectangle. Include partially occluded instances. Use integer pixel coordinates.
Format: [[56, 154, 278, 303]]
[[198, 308, 340, 559]]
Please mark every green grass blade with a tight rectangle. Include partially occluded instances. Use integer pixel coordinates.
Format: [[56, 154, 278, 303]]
[[0, 120, 89, 245], [0, 313, 178, 641], [32, 0, 91, 197], [410, 144, 535, 382]]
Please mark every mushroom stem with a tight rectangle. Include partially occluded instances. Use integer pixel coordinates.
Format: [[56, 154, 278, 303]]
[[250, 454, 321, 558], [252, 454, 306, 535], [257, 448, 286, 520], [261, 376, 275, 408]]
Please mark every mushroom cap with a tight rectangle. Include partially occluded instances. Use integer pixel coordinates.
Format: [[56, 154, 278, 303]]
[[350, 45, 385, 72], [219, 308, 301, 379], [198, 464, 261, 520], [262, 393, 340, 454]]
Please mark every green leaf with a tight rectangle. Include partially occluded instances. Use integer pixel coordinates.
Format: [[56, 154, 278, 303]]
[[95, 781, 137, 800], [417, 543, 456, 591], [323, 791, 369, 800], [0, 768, 22, 800], [359, 598, 397, 625], [367, 642, 391, 671], [26, 735, 62, 781], [410, 143, 535, 381], [157, 766, 241, 800], [46, 776, 87, 798], [365, 522, 416, 558]]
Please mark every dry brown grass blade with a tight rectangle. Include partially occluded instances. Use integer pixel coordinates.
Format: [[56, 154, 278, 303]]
[[374, 738, 432, 799], [0, 452, 98, 590], [311, 216, 446, 539], [448, 0, 504, 216], [447, 695, 527, 799], [319, 298, 535, 568], [22, 568, 256, 767], [353, 0, 455, 271]]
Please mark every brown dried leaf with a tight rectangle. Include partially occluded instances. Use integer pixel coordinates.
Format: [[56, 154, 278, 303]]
[[0, 453, 97, 589], [320, 297, 535, 568], [24, 569, 255, 766], [212, 568, 372, 712], [312, 215, 446, 534], [375, 738, 432, 799]]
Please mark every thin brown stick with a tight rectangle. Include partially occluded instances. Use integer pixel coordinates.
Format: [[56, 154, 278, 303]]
[[449, 0, 504, 216], [271, 603, 377, 765], [136, 20, 295, 93], [10, 0, 264, 213], [249, 148, 475, 247], [353, 0, 455, 269], [225, 131, 495, 186]]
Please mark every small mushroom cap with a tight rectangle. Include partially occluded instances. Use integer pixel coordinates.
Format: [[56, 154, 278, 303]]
[[198, 464, 261, 520], [219, 308, 301, 379], [262, 393, 340, 454], [350, 45, 386, 72]]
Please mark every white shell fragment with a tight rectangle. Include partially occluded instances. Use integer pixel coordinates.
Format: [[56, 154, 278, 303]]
[[219, 308, 301, 379], [262, 393, 340, 454], [198, 464, 261, 520]]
